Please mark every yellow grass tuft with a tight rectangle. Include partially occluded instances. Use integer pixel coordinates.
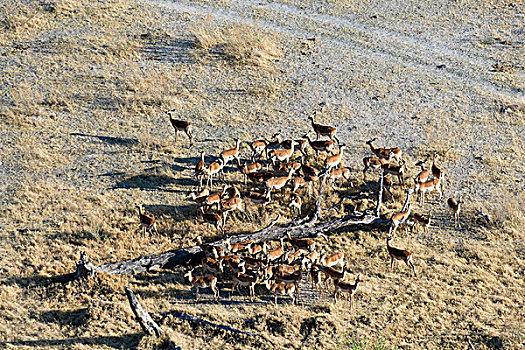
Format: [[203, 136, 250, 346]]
[[190, 20, 283, 67]]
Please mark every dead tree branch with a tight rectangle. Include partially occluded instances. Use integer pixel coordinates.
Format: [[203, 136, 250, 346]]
[[125, 287, 181, 349], [125, 287, 164, 337], [376, 168, 384, 217]]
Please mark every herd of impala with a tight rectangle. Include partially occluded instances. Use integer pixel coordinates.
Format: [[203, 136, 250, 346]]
[[136, 110, 464, 305]]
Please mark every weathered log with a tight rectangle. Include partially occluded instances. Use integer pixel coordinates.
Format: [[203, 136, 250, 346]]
[[125, 287, 181, 350], [125, 287, 164, 337], [165, 312, 261, 338], [70, 174, 389, 276]]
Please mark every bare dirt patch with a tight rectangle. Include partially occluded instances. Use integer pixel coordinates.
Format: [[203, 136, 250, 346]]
[[0, 0, 523, 349]]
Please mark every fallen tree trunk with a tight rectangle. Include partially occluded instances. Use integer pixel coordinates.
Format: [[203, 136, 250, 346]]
[[71, 175, 390, 277], [125, 287, 164, 337], [125, 287, 181, 350]]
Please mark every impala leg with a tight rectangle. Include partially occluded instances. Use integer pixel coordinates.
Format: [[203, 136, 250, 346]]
[[185, 129, 193, 146]]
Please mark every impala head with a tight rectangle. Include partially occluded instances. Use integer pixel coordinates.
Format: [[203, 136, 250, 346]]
[[355, 274, 362, 284], [366, 138, 377, 145], [183, 268, 194, 279]]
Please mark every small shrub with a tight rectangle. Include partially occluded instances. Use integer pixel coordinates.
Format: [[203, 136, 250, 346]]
[[190, 20, 282, 67]]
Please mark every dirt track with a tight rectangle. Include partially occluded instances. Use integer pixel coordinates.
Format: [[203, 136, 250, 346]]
[[0, 0, 524, 349]]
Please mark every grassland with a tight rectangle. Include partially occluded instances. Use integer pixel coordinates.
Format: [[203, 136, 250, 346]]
[[0, 0, 523, 349]]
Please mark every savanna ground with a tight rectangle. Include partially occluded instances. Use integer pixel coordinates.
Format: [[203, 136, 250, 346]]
[[0, 0, 524, 349]]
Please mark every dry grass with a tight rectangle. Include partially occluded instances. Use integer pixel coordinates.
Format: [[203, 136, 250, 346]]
[[190, 20, 282, 67], [0, 0, 524, 349]]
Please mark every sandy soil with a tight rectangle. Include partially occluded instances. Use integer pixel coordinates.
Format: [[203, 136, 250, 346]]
[[0, 0, 523, 349]]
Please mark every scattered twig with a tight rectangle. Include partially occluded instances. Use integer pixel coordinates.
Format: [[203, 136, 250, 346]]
[[467, 335, 476, 350]]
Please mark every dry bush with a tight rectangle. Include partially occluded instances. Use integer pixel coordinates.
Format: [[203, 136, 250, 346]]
[[190, 20, 282, 67], [487, 190, 525, 237]]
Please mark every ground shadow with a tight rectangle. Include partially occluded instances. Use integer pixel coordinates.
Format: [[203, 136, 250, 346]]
[[40, 308, 88, 327], [143, 204, 195, 220], [142, 37, 195, 64], [114, 173, 176, 191], [2, 333, 142, 349], [71, 132, 138, 146]]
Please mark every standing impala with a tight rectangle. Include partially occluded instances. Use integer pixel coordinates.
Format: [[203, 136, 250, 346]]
[[304, 134, 335, 158], [362, 156, 387, 180], [184, 268, 219, 301], [415, 177, 442, 204], [265, 279, 297, 305], [167, 111, 193, 146], [366, 138, 401, 161], [386, 236, 416, 276], [269, 141, 297, 165], [447, 197, 463, 228], [136, 205, 158, 234], [389, 204, 412, 236], [333, 274, 362, 307], [325, 145, 346, 172], [308, 115, 340, 143], [203, 158, 224, 188], [381, 160, 407, 184], [265, 167, 295, 195], [221, 138, 241, 167]]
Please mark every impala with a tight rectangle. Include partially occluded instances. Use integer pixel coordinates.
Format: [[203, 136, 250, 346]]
[[415, 177, 442, 204], [200, 208, 224, 233], [322, 264, 348, 287], [167, 111, 193, 145], [266, 237, 286, 262], [319, 251, 344, 268], [414, 160, 430, 184], [136, 205, 158, 234], [325, 145, 346, 172], [447, 197, 463, 228], [221, 138, 241, 167], [231, 272, 259, 300], [250, 138, 269, 161], [269, 141, 297, 165], [287, 232, 316, 252], [265, 279, 297, 305], [386, 236, 416, 276], [381, 160, 407, 184], [366, 138, 401, 161], [362, 157, 387, 180], [333, 274, 362, 306], [265, 167, 295, 194], [308, 115, 340, 143], [202, 257, 224, 275], [184, 268, 219, 300], [304, 134, 335, 158], [390, 204, 412, 236], [412, 213, 432, 234], [203, 158, 224, 188], [328, 167, 351, 186]]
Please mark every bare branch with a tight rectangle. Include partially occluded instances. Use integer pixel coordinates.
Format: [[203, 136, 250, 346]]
[[125, 287, 164, 337]]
